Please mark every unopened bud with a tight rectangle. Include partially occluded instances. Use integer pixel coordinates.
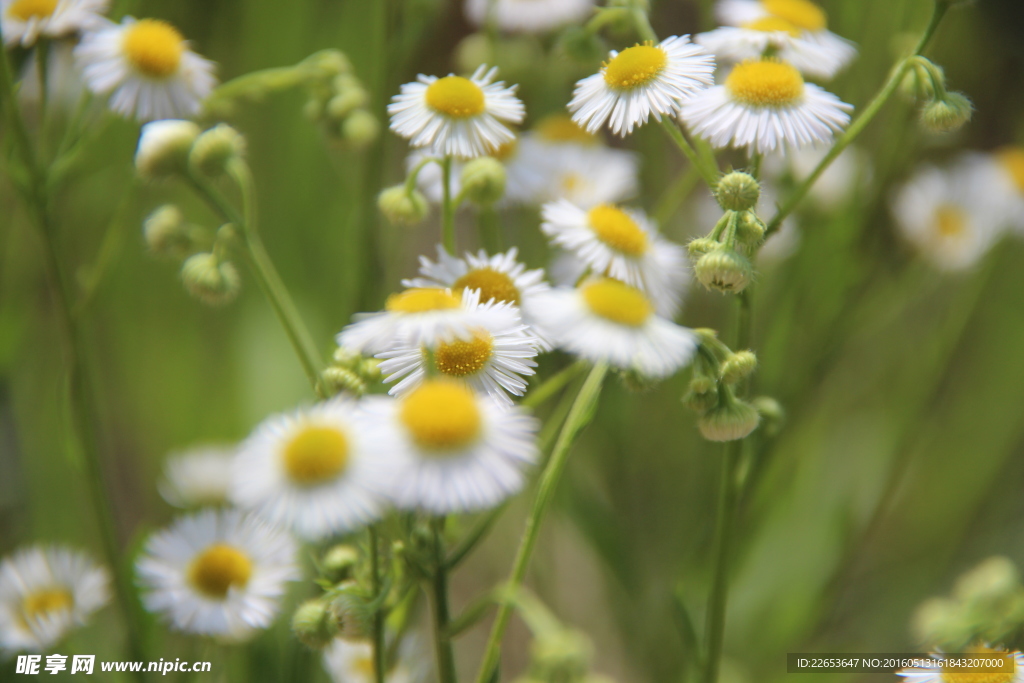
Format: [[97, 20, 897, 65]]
[[180, 253, 240, 306], [460, 157, 506, 205], [954, 556, 1020, 605], [323, 367, 367, 396], [715, 172, 760, 212], [190, 124, 247, 177], [327, 88, 368, 120], [292, 599, 338, 649], [135, 120, 200, 179], [328, 582, 373, 640], [697, 392, 760, 442], [921, 91, 973, 133], [736, 211, 766, 247], [143, 205, 193, 258], [321, 545, 360, 584], [687, 237, 719, 257], [722, 351, 757, 385], [684, 387, 719, 414], [342, 110, 380, 147], [694, 247, 755, 293], [378, 185, 429, 226]]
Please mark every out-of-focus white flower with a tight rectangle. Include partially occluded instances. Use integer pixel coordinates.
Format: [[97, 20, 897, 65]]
[[463, 0, 594, 34], [1, 0, 107, 47], [159, 446, 235, 508]]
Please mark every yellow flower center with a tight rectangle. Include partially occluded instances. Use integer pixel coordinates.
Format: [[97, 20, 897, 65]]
[[726, 59, 805, 107], [534, 114, 597, 145], [453, 267, 521, 305], [603, 44, 668, 90], [934, 204, 967, 238], [21, 588, 73, 621], [122, 19, 185, 79], [188, 544, 253, 599], [282, 424, 349, 485], [996, 146, 1024, 194], [742, 17, 802, 37], [761, 0, 827, 31], [385, 288, 461, 313], [400, 379, 482, 451], [581, 278, 653, 327], [425, 76, 486, 118], [7, 0, 57, 21], [560, 172, 585, 194], [434, 330, 494, 377], [587, 204, 649, 256]]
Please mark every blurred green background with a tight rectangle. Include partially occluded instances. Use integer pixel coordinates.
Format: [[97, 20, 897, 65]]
[[2, 0, 1024, 681]]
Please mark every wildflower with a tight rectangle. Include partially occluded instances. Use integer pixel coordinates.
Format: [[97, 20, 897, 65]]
[[463, 0, 595, 34], [159, 445, 235, 508], [323, 638, 417, 683], [1, 0, 107, 47], [378, 185, 429, 226], [231, 399, 397, 541], [680, 57, 851, 153], [531, 278, 698, 379], [361, 379, 539, 513], [136, 509, 298, 639], [135, 120, 201, 180], [388, 65, 524, 159], [541, 200, 688, 317], [75, 16, 216, 121], [0, 546, 109, 654], [569, 36, 715, 136]]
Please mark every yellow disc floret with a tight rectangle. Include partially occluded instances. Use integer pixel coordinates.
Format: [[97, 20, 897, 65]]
[[453, 268, 520, 305], [581, 278, 653, 327], [603, 44, 668, 90], [434, 330, 494, 377], [742, 17, 802, 37], [188, 544, 253, 599], [400, 379, 482, 451], [8, 0, 57, 21], [761, 0, 827, 32], [122, 19, 185, 79], [282, 424, 350, 485], [22, 588, 73, 622], [385, 288, 461, 313], [534, 114, 598, 146], [934, 204, 967, 238], [587, 205, 649, 255], [425, 76, 486, 118], [726, 59, 804, 107], [996, 146, 1024, 194]]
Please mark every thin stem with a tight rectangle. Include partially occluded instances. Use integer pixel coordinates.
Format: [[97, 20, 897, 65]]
[[702, 442, 740, 683], [661, 119, 720, 189], [430, 517, 459, 683], [764, 0, 951, 237], [369, 526, 386, 683], [475, 362, 609, 683], [441, 156, 456, 255], [479, 204, 502, 254], [654, 165, 700, 227]]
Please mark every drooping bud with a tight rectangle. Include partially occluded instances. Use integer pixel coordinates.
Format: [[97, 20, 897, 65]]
[[697, 390, 760, 442], [751, 396, 785, 436], [135, 120, 200, 180], [460, 157, 507, 205], [180, 253, 241, 306], [342, 110, 380, 147], [292, 598, 339, 649], [378, 185, 429, 226], [687, 237, 719, 257], [694, 247, 754, 293], [920, 92, 973, 133], [190, 124, 247, 177], [722, 351, 757, 385], [326, 87, 369, 121], [143, 205, 196, 259], [735, 211, 766, 247], [715, 172, 760, 212], [327, 581, 373, 640], [321, 545, 360, 584]]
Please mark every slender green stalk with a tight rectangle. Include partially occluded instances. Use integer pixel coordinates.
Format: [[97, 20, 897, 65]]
[[442, 156, 456, 254], [654, 166, 700, 227], [369, 526, 386, 683], [475, 362, 609, 683], [764, 0, 951, 236], [479, 204, 502, 254], [430, 517, 459, 683], [523, 362, 586, 409], [661, 119, 720, 189]]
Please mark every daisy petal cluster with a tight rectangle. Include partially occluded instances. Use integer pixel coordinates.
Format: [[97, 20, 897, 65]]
[[1, 0, 107, 47], [0, 546, 110, 654], [569, 36, 715, 136], [463, 0, 595, 34], [159, 445, 236, 508]]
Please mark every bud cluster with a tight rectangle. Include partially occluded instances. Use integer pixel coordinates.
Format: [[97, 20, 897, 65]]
[[292, 543, 381, 650], [688, 172, 765, 295], [323, 348, 383, 396], [302, 51, 380, 148], [903, 56, 973, 134]]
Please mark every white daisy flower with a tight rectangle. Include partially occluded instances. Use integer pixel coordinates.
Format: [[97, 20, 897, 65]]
[[964, 147, 1024, 233], [695, 17, 856, 80], [75, 16, 217, 122], [569, 36, 715, 136], [715, 0, 855, 77], [518, 137, 639, 209], [18, 41, 86, 109], [0, 546, 109, 654], [541, 200, 688, 318], [323, 638, 417, 683], [1, 0, 106, 47], [897, 651, 1024, 683], [338, 286, 520, 356], [463, 0, 595, 34], [891, 161, 1005, 272], [680, 57, 851, 153], [531, 278, 698, 379], [230, 399, 397, 541], [136, 509, 298, 639], [388, 65, 524, 159], [159, 445, 235, 508], [402, 245, 553, 347], [362, 380, 539, 514]]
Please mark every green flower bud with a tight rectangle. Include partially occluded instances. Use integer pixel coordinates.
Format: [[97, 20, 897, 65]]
[[190, 124, 247, 177], [135, 120, 200, 180], [327, 88, 369, 120], [715, 172, 760, 212], [321, 545, 361, 584], [697, 391, 760, 442], [683, 387, 719, 414], [694, 247, 755, 294], [954, 556, 1020, 605], [342, 110, 380, 147], [180, 253, 241, 307], [530, 629, 593, 682], [292, 598, 339, 649], [460, 157, 507, 205], [323, 366, 367, 396], [328, 581, 373, 640], [735, 211, 766, 247], [722, 351, 757, 385], [751, 396, 785, 434], [687, 237, 719, 257], [378, 185, 429, 226], [921, 91, 973, 133], [143, 205, 195, 259], [303, 49, 352, 78]]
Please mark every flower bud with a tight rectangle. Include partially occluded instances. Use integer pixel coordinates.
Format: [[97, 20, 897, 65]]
[[143, 205, 194, 258], [342, 110, 380, 147], [697, 392, 760, 442], [460, 157, 507, 205], [683, 387, 719, 414], [736, 211, 766, 247], [180, 253, 241, 306], [378, 185, 429, 225], [135, 120, 200, 180], [722, 351, 757, 385], [327, 88, 368, 120], [190, 124, 247, 177], [694, 247, 754, 293], [921, 91, 973, 133], [292, 598, 339, 649], [954, 556, 1020, 605], [687, 237, 719, 257], [323, 367, 367, 396], [328, 581, 372, 640], [321, 545, 360, 584], [715, 172, 760, 212]]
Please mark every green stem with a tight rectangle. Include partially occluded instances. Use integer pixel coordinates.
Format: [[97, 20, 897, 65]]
[[369, 526, 386, 683], [764, 0, 951, 237], [442, 156, 456, 255], [523, 362, 586, 409], [475, 361, 609, 683], [430, 517, 459, 683], [479, 204, 502, 254], [654, 166, 700, 227], [661, 119, 720, 189]]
